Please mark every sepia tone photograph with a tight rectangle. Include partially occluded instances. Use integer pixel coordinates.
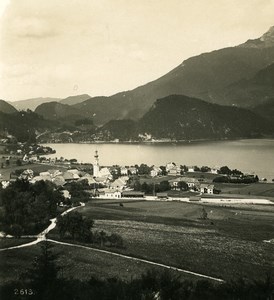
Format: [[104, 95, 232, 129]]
[[0, 0, 274, 299]]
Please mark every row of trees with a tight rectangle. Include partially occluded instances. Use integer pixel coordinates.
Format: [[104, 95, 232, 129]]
[[1, 241, 273, 300], [133, 180, 171, 194], [0, 179, 64, 236], [57, 212, 124, 248], [213, 175, 259, 184]]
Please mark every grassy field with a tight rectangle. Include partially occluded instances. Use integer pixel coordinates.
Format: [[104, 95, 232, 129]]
[[214, 182, 274, 198], [0, 162, 67, 181], [63, 200, 274, 282], [0, 238, 36, 249], [1, 199, 274, 285], [0, 242, 199, 285]]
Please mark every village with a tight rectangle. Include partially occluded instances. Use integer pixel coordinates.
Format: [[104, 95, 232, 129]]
[[1, 142, 273, 205]]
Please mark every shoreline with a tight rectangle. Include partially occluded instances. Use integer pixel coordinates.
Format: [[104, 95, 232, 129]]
[[41, 137, 274, 146]]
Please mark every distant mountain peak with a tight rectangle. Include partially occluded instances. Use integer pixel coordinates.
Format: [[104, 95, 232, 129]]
[[260, 25, 274, 43], [238, 25, 274, 48], [60, 94, 91, 106]]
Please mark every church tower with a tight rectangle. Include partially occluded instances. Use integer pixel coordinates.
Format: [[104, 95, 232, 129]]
[[93, 150, 100, 177]]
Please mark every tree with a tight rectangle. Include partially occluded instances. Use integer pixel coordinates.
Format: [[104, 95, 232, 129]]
[[200, 207, 208, 220], [138, 164, 151, 175], [0, 179, 63, 235], [159, 166, 167, 176], [133, 180, 141, 191], [57, 211, 94, 242], [177, 181, 188, 191], [201, 166, 211, 173], [194, 166, 200, 172], [219, 166, 231, 175], [159, 181, 171, 192], [16, 159, 22, 166], [21, 241, 60, 297]]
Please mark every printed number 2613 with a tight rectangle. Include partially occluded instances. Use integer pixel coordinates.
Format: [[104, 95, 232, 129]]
[[14, 289, 34, 296]]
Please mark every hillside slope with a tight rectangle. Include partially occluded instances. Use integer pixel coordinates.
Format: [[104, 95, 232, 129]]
[[60, 94, 91, 106], [0, 111, 57, 142], [11, 97, 61, 111], [0, 100, 17, 114], [35, 102, 87, 121], [138, 95, 273, 140], [252, 98, 274, 121], [74, 27, 274, 125], [208, 62, 274, 107]]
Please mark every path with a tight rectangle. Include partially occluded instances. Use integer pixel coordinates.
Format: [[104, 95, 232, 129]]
[[0, 201, 225, 282], [0, 203, 85, 252], [47, 238, 224, 283]]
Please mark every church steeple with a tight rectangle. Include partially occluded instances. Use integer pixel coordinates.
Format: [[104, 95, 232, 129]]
[[94, 150, 99, 165], [93, 150, 100, 177]]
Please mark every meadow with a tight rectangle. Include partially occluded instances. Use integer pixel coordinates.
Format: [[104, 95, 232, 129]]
[[55, 199, 274, 281], [1, 199, 274, 285]]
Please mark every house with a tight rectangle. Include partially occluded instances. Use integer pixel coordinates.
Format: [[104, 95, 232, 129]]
[[48, 169, 63, 178], [156, 192, 168, 199], [166, 163, 180, 176], [22, 154, 29, 162], [62, 190, 71, 199], [183, 177, 200, 189], [1, 180, 10, 189], [39, 171, 51, 177], [63, 171, 79, 181], [188, 166, 195, 172], [99, 167, 112, 179], [189, 195, 201, 202], [211, 167, 219, 174], [52, 176, 66, 186], [200, 184, 214, 194], [150, 166, 162, 177], [166, 162, 176, 172], [110, 177, 127, 190], [128, 167, 137, 175], [78, 174, 97, 185], [120, 167, 128, 176], [168, 177, 186, 190], [95, 176, 109, 185], [19, 169, 34, 180], [67, 169, 81, 175], [30, 175, 52, 183], [99, 189, 122, 199], [122, 191, 145, 198]]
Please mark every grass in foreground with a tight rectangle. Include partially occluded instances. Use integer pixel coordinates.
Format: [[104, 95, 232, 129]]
[[0, 238, 36, 249], [72, 200, 274, 282]]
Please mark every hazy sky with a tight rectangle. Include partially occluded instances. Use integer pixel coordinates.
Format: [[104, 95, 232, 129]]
[[1, 0, 274, 101]]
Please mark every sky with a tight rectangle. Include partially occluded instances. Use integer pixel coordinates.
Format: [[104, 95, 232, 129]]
[[1, 0, 274, 102]]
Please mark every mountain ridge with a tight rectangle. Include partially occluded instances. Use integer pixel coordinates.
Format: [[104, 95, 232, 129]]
[[0, 100, 17, 114], [72, 26, 274, 125]]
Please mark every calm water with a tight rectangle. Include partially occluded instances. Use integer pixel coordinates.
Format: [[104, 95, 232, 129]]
[[44, 139, 274, 181]]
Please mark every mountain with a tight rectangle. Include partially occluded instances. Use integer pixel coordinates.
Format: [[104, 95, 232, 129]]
[[252, 98, 274, 121], [0, 111, 57, 142], [73, 26, 274, 125], [35, 101, 88, 122], [238, 26, 274, 49], [0, 100, 17, 114], [97, 95, 273, 141], [99, 120, 138, 141], [210, 62, 274, 107], [60, 94, 91, 106], [11, 97, 61, 111], [137, 95, 273, 140]]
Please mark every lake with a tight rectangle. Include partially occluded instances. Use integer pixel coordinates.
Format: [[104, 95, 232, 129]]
[[44, 139, 274, 181]]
